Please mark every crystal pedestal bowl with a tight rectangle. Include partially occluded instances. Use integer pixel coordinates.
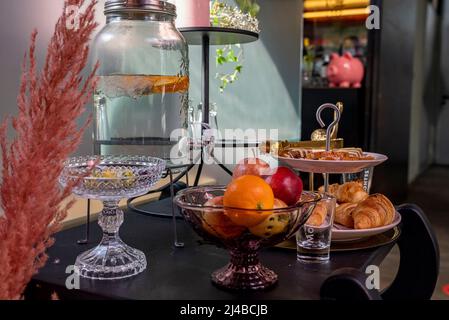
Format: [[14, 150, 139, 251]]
[[174, 186, 320, 290], [60, 155, 165, 280]]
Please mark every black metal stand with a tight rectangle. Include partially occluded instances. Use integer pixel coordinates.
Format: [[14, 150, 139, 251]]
[[179, 27, 259, 181], [77, 199, 91, 245], [169, 169, 184, 248], [202, 33, 210, 125], [180, 27, 258, 129], [127, 164, 194, 248]]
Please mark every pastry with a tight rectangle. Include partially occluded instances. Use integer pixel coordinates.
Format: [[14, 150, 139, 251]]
[[352, 194, 395, 229], [307, 201, 328, 226], [335, 203, 357, 228], [278, 148, 309, 159], [318, 183, 340, 197], [278, 147, 374, 161], [336, 181, 368, 204], [319, 181, 368, 204]]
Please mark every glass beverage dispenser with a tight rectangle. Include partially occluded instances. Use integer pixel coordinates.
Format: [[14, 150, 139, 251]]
[[93, 0, 189, 161]]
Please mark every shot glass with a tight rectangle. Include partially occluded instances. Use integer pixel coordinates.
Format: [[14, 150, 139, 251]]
[[296, 194, 336, 263]]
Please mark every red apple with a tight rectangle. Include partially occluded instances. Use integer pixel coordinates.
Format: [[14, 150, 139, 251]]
[[265, 167, 303, 206], [232, 158, 271, 180]]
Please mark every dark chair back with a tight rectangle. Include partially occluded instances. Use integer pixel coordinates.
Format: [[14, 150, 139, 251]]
[[321, 204, 440, 300]]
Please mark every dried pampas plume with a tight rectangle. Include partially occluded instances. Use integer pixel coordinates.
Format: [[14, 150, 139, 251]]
[[0, 0, 98, 300]]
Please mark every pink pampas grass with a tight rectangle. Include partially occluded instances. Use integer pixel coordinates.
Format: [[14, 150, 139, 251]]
[[0, 0, 98, 300]]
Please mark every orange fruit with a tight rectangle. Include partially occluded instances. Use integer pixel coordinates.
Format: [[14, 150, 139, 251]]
[[152, 75, 189, 94], [202, 196, 245, 239], [223, 175, 275, 227]]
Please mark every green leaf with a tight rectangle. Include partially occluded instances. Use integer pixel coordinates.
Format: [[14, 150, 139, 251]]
[[250, 4, 260, 17], [216, 56, 226, 65], [215, 42, 246, 92]]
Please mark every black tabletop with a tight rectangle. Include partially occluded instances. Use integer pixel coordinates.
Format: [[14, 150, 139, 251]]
[[29, 200, 394, 300]]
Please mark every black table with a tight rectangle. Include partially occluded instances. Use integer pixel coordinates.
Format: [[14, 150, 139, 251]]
[[26, 202, 439, 300]]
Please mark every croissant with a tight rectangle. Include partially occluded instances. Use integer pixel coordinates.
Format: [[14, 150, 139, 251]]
[[319, 181, 368, 204], [337, 181, 368, 204], [318, 183, 339, 199], [352, 194, 395, 229], [307, 201, 328, 226], [335, 203, 357, 228]]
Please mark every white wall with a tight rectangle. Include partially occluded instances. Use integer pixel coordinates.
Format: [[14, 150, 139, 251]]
[[0, 0, 106, 157]]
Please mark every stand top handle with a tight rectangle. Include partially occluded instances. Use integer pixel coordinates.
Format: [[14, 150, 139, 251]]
[[316, 103, 342, 152]]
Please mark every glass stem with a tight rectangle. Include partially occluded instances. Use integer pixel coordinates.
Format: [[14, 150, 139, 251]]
[[229, 247, 260, 268], [98, 200, 123, 243]]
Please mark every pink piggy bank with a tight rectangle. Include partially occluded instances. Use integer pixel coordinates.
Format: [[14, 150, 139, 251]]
[[327, 52, 364, 88]]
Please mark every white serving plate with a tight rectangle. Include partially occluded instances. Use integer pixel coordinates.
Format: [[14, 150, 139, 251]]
[[331, 211, 402, 242], [275, 152, 388, 174]]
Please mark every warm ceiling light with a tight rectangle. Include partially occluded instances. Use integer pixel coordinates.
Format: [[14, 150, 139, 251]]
[[304, 0, 370, 11], [304, 7, 370, 19]]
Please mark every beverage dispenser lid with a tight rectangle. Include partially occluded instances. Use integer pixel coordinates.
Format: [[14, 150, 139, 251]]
[[105, 0, 176, 16]]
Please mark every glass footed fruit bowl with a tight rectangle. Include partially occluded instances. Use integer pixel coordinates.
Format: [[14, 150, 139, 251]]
[[60, 155, 166, 201], [60, 155, 166, 280], [174, 186, 320, 291]]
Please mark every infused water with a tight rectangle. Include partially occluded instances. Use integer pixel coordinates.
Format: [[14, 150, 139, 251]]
[[94, 74, 189, 160]]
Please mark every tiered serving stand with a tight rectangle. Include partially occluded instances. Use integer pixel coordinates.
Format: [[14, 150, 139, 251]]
[[274, 103, 388, 191], [274, 103, 392, 245]]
